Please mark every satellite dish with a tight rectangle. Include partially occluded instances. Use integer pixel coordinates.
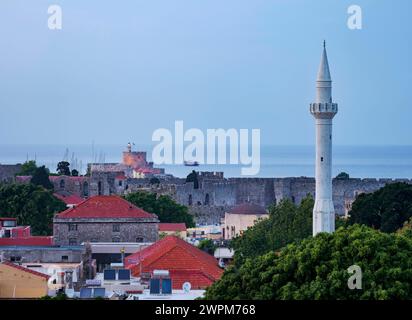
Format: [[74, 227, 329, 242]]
[[182, 282, 191, 293]]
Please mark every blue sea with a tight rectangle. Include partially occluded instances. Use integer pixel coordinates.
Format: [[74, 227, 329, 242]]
[[0, 144, 411, 179]]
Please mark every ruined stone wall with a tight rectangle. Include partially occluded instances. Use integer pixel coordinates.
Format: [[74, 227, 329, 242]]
[[51, 175, 89, 196], [166, 177, 412, 225], [273, 177, 412, 216], [0, 164, 22, 183], [80, 166, 412, 226]]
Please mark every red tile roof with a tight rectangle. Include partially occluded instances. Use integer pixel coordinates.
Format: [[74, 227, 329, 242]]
[[1, 261, 50, 280], [158, 223, 187, 232], [229, 203, 267, 215], [0, 236, 53, 246], [56, 195, 157, 219], [53, 193, 84, 205], [15, 176, 32, 183], [0, 217, 17, 222], [125, 235, 223, 289], [168, 269, 216, 289]]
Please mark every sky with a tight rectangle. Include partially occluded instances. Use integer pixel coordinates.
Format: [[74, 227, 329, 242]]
[[0, 0, 411, 147]]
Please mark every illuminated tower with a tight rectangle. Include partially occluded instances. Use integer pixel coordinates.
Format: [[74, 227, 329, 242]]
[[310, 41, 338, 235]]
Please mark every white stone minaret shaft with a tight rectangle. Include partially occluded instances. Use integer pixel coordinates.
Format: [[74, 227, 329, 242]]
[[310, 42, 338, 235]]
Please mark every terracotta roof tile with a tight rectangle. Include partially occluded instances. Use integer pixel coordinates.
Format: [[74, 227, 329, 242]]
[[125, 236, 223, 289], [53, 193, 84, 205], [158, 223, 187, 232], [0, 237, 53, 246], [229, 203, 267, 215], [56, 195, 157, 219], [1, 261, 50, 280]]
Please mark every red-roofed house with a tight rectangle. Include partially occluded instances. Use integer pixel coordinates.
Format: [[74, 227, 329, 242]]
[[0, 261, 50, 298], [124, 235, 223, 289], [158, 223, 187, 239], [53, 192, 84, 207], [53, 195, 159, 246], [0, 218, 53, 246]]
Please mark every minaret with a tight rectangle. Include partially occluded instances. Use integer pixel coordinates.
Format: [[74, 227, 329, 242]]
[[310, 41, 338, 235]]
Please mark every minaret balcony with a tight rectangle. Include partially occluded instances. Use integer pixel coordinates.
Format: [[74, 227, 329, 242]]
[[310, 102, 338, 118]]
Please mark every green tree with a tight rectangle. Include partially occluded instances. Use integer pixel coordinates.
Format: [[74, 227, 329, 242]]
[[18, 160, 38, 176], [186, 170, 199, 189], [149, 177, 160, 185], [71, 169, 79, 177], [348, 182, 412, 233], [124, 191, 195, 227], [0, 184, 66, 235], [397, 217, 412, 238], [204, 225, 412, 300], [230, 195, 313, 265], [31, 166, 53, 190], [57, 161, 71, 176], [335, 172, 350, 180], [198, 239, 217, 255]]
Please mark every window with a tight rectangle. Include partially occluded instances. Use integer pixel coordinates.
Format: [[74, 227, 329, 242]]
[[118, 180, 123, 187], [136, 237, 144, 243], [321, 157, 324, 162], [98, 181, 103, 195], [112, 237, 120, 243], [61, 255, 69, 262], [188, 194, 193, 206], [204, 194, 210, 205], [112, 224, 120, 232], [83, 182, 89, 197], [10, 256, 22, 262], [2, 220, 16, 227], [68, 224, 77, 231], [69, 238, 77, 245], [60, 179, 65, 189]]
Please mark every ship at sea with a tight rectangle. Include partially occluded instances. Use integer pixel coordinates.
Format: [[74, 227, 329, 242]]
[[184, 161, 199, 167]]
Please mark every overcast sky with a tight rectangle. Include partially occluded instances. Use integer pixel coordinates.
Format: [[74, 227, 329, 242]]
[[0, 0, 411, 146]]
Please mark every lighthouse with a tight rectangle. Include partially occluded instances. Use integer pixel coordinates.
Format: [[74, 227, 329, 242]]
[[310, 41, 338, 235]]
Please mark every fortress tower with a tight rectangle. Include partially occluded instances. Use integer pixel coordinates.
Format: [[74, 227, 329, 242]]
[[310, 41, 338, 235]]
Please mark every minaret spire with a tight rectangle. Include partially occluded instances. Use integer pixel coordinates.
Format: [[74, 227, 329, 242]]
[[310, 42, 338, 236], [316, 41, 332, 103]]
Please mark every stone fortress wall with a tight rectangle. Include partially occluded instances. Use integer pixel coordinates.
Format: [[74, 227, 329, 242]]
[[3, 163, 411, 226], [122, 174, 411, 225], [0, 164, 21, 183], [72, 172, 412, 225]]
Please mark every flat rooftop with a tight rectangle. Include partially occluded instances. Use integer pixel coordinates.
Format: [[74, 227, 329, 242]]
[[0, 245, 84, 251]]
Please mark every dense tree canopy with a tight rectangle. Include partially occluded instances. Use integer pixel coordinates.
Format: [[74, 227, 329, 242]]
[[0, 184, 66, 235], [198, 239, 217, 255], [230, 196, 313, 265], [31, 165, 53, 190], [57, 161, 71, 176], [205, 225, 412, 300], [124, 191, 195, 227], [348, 182, 412, 233], [397, 217, 412, 238], [18, 160, 38, 176], [335, 172, 350, 179]]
